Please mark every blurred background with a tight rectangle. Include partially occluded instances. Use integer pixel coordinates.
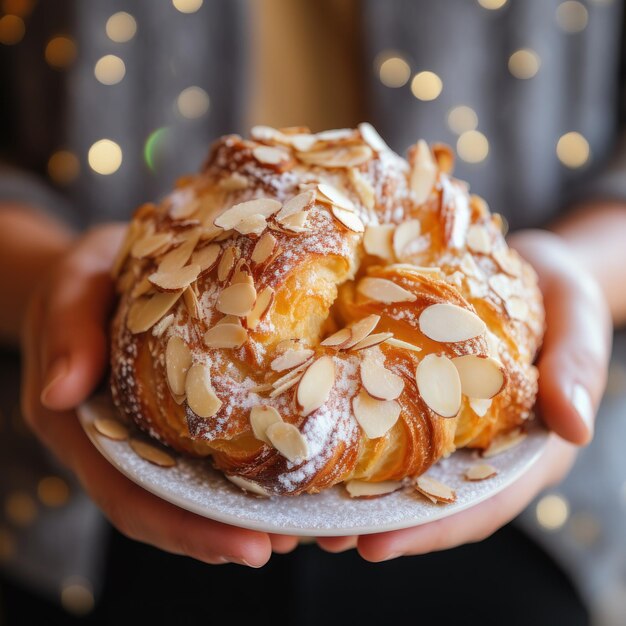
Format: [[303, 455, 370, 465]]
[[1, 0, 625, 624]]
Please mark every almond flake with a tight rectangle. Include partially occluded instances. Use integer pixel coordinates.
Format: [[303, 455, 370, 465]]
[[251, 232, 277, 264], [469, 397, 492, 417], [482, 428, 527, 458], [266, 422, 309, 463], [364, 224, 395, 261], [349, 332, 394, 351], [216, 314, 241, 326], [165, 336, 192, 396], [349, 168, 376, 211], [218, 172, 249, 190], [410, 140, 437, 204], [465, 463, 498, 481], [158, 230, 201, 272], [230, 260, 253, 285], [214, 198, 281, 230], [129, 439, 176, 467], [452, 355, 505, 399], [489, 274, 514, 301], [190, 244, 220, 273], [385, 337, 422, 352], [216, 282, 257, 316], [152, 313, 174, 337], [149, 264, 201, 291], [131, 276, 153, 298], [331, 206, 365, 232], [203, 323, 248, 349], [250, 125, 284, 142], [288, 134, 318, 152], [94, 417, 129, 441], [315, 128, 355, 142], [296, 356, 335, 416], [226, 475, 270, 497], [418, 303, 486, 343], [386, 263, 442, 277], [493, 248, 522, 277], [127, 291, 182, 334], [269, 376, 301, 398], [345, 479, 402, 498], [183, 286, 201, 318], [170, 198, 199, 220], [217, 246, 238, 282], [432, 143, 455, 174], [317, 183, 355, 211], [131, 233, 173, 259], [352, 389, 401, 438], [466, 224, 491, 254], [271, 348, 315, 372], [360, 355, 404, 401], [415, 475, 456, 503], [506, 296, 529, 321], [415, 354, 462, 418], [249, 383, 273, 394], [320, 328, 352, 348], [246, 286, 275, 329], [296, 145, 373, 168], [341, 314, 380, 349], [185, 364, 222, 418], [280, 211, 311, 232], [234, 213, 267, 236], [393, 219, 421, 260], [357, 277, 416, 304], [272, 361, 310, 389], [250, 405, 283, 445], [358, 122, 389, 152], [253, 145, 290, 165], [276, 190, 315, 222], [111, 221, 141, 278]]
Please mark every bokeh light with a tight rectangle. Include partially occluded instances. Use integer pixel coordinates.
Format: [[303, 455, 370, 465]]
[[106, 12, 137, 43], [45, 36, 77, 69], [88, 139, 123, 175], [0, 15, 25, 45], [47, 150, 80, 185], [37, 476, 70, 507], [410, 71, 443, 101], [0, 527, 15, 562], [94, 54, 126, 85], [508, 49, 541, 79], [176, 86, 210, 119], [2, 0, 35, 17], [447, 105, 479, 134], [172, 0, 203, 14], [477, 0, 508, 9], [536, 494, 569, 530], [457, 130, 489, 163], [556, 1, 589, 32], [376, 53, 411, 88], [557, 131, 590, 168], [61, 578, 95, 616], [4, 491, 37, 527]]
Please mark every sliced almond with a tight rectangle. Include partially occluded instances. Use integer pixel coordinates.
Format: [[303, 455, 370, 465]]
[[94, 417, 129, 441], [469, 397, 492, 417], [276, 190, 316, 221], [203, 323, 248, 349], [493, 248, 522, 277], [217, 246, 238, 282], [250, 125, 283, 142], [349, 168, 376, 211], [216, 282, 256, 316], [129, 439, 176, 467], [296, 356, 335, 416], [415, 475, 456, 504], [465, 463, 498, 481], [386, 263, 442, 277], [226, 474, 270, 497], [234, 213, 267, 236], [190, 244, 220, 273], [289, 133, 318, 152], [159, 229, 202, 271], [466, 224, 491, 254], [385, 337, 422, 352], [127, 291, 182, 334], [280, 211, 311, 233], [331, 206, 365, 232], [214, 198, 281, 230], [165, 336, 192, 396], [415, 354, 462, 418], [152, 313, 175, 337], [252, 145, 290, 165], [410, 140, 437, 204], [170, 197, 199, 220], [393, 219, 421, 260], [266, 422, 309, 463], [230, 260, 253, 285], [342, 314, 380, 350], [357, 277, 416, 304], [315, 128, 355, 142], [183, 286, 201, 319], [272, 360, 311, 388], [352, 389, 401, 439], [249, 383, 273, 394], [250, 405, 283, 445], [505, 296, 529, 322], [432, 143, 455, 174], [452, 355, 505, 399], [345, 479, 402, 498], [246, 286, 275, 330], [131, 276, 153, 298], [349, 332, 393, 351], [317, 183, 355, 211], [271, 348, 315, 372], [149, 264, 200, 291], [296, 145, 373, 168], [363, 224, 395, 261], [418, 303, 486, 343], [360, 355, 404, 401], [320, 328, 352, 348], [111, 220, 141, 278], [216, 314, 242, 326], [131, 232, 173, 259], [185, 364, 222, 418], [251, 232, 277, 264], [269, 376, 301, 398], [482, 428, 527, 458], [218, 172, 249, 190], [358, 122, 389, 152]]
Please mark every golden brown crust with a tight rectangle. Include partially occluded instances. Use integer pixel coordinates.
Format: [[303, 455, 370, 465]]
[[109, 125, 544, 496]]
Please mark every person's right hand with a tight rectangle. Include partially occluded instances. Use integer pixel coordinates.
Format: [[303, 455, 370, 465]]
[[21, 223, 298, 566]]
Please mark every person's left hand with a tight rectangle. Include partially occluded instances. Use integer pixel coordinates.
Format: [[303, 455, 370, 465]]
[[317, 229, 612, 560]]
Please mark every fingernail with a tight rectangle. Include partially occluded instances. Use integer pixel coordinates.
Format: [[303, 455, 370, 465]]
[[226, 556, 264, 568], [381, 552, 401, 562], [571, 384, 594, 438], [40, 357, 69, 406]]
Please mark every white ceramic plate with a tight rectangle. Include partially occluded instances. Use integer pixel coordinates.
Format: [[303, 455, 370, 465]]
[[77, 393, 549, 537]]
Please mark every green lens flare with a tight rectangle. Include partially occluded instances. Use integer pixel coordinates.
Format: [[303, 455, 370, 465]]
[[144, 127, 169, 171]]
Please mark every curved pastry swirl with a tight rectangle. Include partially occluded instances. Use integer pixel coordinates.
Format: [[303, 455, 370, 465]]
[[110, 124, 544, 496]]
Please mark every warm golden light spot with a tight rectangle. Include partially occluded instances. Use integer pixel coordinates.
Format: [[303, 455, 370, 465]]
[[0, 528, 15, 562], [4, 491, 37, 527], [61, 578, 95, 616], [508, 49, 541, 79], [447, 105, 479, 134], [0, 15, 25, 45], [106, 12, 137, 43], [37, 476, 70, 507], [45, 36, 77, 69], [48, 151, 80, 185], [94, 54, 126, 85], [376, 53, 411, 88], [536, 494, 569, 530], [176, 86, 210, 119], [88, 139, 123, 175], [2, 0, 34, 16], [556, 1, 589, 32], [477, 0, 508, 9], [410, 71, 443, 101], [557, 131, 590, 168], [172, 0, 203, 13], [457, 130, 489, 163]]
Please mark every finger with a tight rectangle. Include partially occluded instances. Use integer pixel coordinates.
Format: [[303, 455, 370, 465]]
[[357, 436, 575, 562], [269, 534, 301, 554], [316, 536, 358, 553]]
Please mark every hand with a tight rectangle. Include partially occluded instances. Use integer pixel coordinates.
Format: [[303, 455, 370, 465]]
[[21, 223, 299, 566], [318, 229, 612, 560]]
